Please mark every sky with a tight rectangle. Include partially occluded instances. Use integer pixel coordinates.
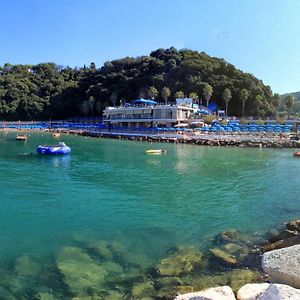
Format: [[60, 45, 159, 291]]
[[0, 0, 299, 94]]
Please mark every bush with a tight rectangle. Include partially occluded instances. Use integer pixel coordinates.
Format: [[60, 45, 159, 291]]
[[256, 119, 265, 125], [203, 115, 217, 124]]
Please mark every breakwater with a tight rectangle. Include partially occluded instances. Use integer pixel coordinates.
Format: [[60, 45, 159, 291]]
[[78, 130, 299, 148]]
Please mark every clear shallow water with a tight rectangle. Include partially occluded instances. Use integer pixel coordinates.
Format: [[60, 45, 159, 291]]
[[0, 131, 300, 298]]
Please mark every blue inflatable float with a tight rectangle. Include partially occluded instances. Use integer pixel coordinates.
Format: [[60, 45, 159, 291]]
[[37, 142, 71, 155]]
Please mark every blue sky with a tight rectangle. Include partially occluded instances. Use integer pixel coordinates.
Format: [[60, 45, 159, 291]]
[[0, 0, 299, 94]]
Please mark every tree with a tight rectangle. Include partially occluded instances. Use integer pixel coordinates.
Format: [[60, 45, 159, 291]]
[[80, 100, 89, 116], [272, 93, 280, 118], [148, 86, 158, 99], [88, 96, 95, 117], [203, 83, 213, 108], [162, 86, 171, 103], [285, 95, 294, 119], [240, 89, 249, 118], [188, 92, 199, 105], [174, 91, 184, 99], [255, 94, 264, 118], [222, 88, 232, 116]]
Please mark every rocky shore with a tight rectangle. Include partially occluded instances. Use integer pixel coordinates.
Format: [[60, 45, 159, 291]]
[[1, 219, 300, 299], [176, 219, 300, 300], [76, 130, 299, 148]]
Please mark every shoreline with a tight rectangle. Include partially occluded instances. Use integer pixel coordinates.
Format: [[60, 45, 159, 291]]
[[2, 127, 300, 148]]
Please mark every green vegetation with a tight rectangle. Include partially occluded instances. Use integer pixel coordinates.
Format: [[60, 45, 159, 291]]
[[0, 48, 275, 120], [279, 91, 300, 118]]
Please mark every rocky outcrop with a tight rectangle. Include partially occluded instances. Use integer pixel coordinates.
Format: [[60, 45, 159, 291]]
[[174, 286, 236, 300], [56, 246, 108, 296], [237, 283, 269, 299], [262, 245, 300, 288], [155, 246, 202, 277], [262, 219, 300, 252], [209, 248, 237, 266], [175, 283, 300, 300], [257, 284, 300, 300]]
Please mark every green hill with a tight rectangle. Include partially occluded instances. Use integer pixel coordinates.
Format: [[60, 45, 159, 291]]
[[279, 91, 300, 116], [0, 48, 274, 120]]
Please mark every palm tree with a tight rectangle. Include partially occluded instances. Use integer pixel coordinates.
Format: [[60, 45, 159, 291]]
[[162, 87, 171, 104], [240, 89, 249, 118], [272, 93, 280, 118], [222, 88, 232, 116], [174, 91, 184, 99], [285, 95, 294, 119], [255, 94, 264, 118], [148, 86, 158, 99], [203, 83, 213, 108], [88, 96, 95, 117], [188, 92, 199, 105]]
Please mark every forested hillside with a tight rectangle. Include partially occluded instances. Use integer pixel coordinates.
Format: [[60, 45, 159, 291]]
[[0, 47, 275, 120], [279, 91, 300, 116]]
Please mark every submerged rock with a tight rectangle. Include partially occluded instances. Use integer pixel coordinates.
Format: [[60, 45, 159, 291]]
[[14, 256, 41, 277], [174, 286, 236, 300], [228, 269, 262, 293], [209, 248, 237, 266], [131, 280, 154, 298], [56, 246, 108, 296], [262, 244, 300, 288], [215, 229, 240, 244], [155, 246, 202, 277]]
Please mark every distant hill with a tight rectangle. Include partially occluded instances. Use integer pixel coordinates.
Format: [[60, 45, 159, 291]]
[[0, 47, 274, 120]]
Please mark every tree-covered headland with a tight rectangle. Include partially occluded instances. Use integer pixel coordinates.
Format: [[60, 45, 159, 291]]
[[0, 47, 279, 121]]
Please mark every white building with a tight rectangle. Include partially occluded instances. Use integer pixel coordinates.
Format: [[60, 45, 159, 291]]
[[103, 99, 195, 128]]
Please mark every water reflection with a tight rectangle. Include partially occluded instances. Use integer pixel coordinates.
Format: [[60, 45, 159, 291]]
[[38, 155, 71, 168]]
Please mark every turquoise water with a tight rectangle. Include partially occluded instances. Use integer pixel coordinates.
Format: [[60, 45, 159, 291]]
[[0, 131, 300, 298]]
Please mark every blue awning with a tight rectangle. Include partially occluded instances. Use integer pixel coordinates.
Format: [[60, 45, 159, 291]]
[[134, 98, 157, 105]]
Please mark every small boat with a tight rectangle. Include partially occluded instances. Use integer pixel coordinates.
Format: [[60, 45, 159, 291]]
[[293, 151, 300, 157], [37, 142, 71, 155], [16, 135, 27, 141], [145, 149, 167, 155]]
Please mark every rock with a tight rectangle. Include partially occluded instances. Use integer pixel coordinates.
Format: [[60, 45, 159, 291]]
[[262, 245, 300, 288], [155, 246, 202, 277], [286, 220, 300, 232], [157, 276, 184, 288], [215, 229, 240, 244], [174, 286, 236, 300], [210, 248, 237, 266], [228, 269, 262, 293], [14, 256, 41, 277], [131, 280, 154, 298], [37, 292, 58, 300], [257, 283, 300, 300], [87, 240, 113, 260], [262, 236, 300, 252], [237, 283, 270, 300], [104, 291, 124, 300], [223, 243, 243, 255], [268, 230, 298, 243], [56, 246, 107, 296]]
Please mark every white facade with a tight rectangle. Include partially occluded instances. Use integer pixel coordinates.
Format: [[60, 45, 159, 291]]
[[103, 104, 194, 128]]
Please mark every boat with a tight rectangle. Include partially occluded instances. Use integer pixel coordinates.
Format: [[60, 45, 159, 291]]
[[37, 142, 71, 155], [16, 135, 27, 141], [293, 151, 300, 157], [145, 149, 167, 155]]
